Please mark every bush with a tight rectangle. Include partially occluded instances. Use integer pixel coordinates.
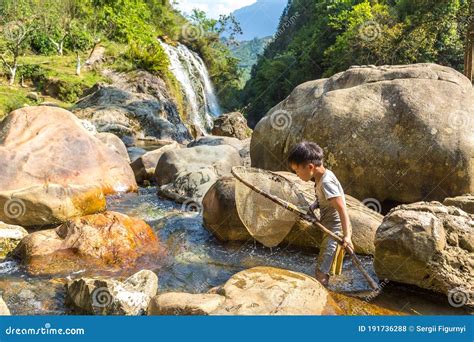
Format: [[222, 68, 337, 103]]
[[58, 82, 83, 103], [17, 64, 47, 84], [125, 41, 170, 74], [29, 32, 57, 55]]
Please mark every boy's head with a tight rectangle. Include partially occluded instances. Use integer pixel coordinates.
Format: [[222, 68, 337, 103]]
[[287, 141, 324, 181]]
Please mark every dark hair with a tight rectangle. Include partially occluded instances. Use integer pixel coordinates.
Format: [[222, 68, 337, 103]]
[[287, 141, 324, 167]]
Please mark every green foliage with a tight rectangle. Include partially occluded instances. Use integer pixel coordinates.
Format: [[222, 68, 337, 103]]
[[240, 0, 471, 126], [29, 32, 57, 55], [17, 64, 47, 83], [0, 0, 243, 117], [58, 81, 83, 102], [125, 41, 170, 74]]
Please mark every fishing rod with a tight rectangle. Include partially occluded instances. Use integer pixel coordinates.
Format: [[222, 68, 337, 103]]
[[231, 167, 379, 291]]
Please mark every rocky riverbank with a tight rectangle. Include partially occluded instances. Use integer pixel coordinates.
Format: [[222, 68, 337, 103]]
[[0, 63, 472, 316]]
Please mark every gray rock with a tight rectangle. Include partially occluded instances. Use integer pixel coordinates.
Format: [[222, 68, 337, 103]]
[[188, 135, 251, 166], [251, 63, 474, 203], [374, 201, 474, 308], [131, 141, 180, 184], [66, 270, 158, 315], [158, 167, 219, 204], [443, 194, 474, 214], [155, 145, 242, 203], [212, 111, 252, 140], [74, 70, 192, 143], [0, 222, 28, 259], [26, 92, 40, 101]]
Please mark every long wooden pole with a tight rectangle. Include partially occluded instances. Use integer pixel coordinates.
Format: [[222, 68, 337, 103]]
[[465, 0, 474, 82], [231, 167, 380, 291]]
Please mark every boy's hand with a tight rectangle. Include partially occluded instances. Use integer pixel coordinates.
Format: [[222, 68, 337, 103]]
[[309, 201, 319, 212], [306, 201, 318, 218], [342, 236, 354, 252]]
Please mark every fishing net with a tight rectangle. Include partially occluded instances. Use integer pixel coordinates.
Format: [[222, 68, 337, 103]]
[[231, 166, 310, 247]]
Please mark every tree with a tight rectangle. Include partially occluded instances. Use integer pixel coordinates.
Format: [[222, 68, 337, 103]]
[[39, 0, 85, 56], [0, 0, 38, 85]]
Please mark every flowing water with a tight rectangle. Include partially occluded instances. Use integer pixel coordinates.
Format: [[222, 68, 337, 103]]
[[0, 143, 469, 315], [0, 184, 468, 315], [160, 41, 221, 133]]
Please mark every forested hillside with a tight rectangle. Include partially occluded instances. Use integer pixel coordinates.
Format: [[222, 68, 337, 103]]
[[240, 0, 471, 126], [0, 0, 241, 116]]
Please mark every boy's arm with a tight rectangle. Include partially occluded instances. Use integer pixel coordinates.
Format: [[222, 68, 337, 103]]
[[328, 196, 354, 251]]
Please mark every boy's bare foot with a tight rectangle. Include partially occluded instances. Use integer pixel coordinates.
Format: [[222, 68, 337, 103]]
[[315, 270, 329, 287]]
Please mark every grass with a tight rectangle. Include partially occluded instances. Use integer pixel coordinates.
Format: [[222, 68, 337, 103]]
[[20, 53, 105, 86], [0, 41, 185, 121], [0, 50, 111, 120], [0, 85, 36, 119]]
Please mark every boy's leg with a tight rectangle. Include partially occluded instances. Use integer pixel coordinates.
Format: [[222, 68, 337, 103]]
[[315, 234, 339, 287], [315, 270, 330, 287]]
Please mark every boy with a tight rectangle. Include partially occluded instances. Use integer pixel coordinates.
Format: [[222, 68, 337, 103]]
[[288, 141, 354, 287]]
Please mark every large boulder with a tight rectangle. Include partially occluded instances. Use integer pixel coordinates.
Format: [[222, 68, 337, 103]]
[[0, 184, 107, 228], [131, 141, 181, 184], [211, 112, 252, 140], [374, 202, 473, 308], [13, 211, 160, 276], [203, 172, 382, 254], [66, 270, 158, 315], [0, 222, 28, 259], [251, 64, 474, 203], [74, 70, 192, 142], [0, 106, 137, 226], [443, 194, 474, 214], [155, 145, 243, 203], [148, 267, 342, 315]]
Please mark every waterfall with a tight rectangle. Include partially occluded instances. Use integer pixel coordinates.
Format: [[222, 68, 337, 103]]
[[160, 41, 222, 133]]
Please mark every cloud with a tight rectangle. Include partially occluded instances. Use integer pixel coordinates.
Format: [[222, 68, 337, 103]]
[[174, 0, 257, 19]]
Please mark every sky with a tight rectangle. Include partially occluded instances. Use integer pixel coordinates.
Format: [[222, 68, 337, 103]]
[[173, 0, 257, 19]]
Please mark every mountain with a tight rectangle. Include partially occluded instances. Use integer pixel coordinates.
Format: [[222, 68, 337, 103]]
[[229, 0, 288, 41], [230, 36, 273, 85]]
